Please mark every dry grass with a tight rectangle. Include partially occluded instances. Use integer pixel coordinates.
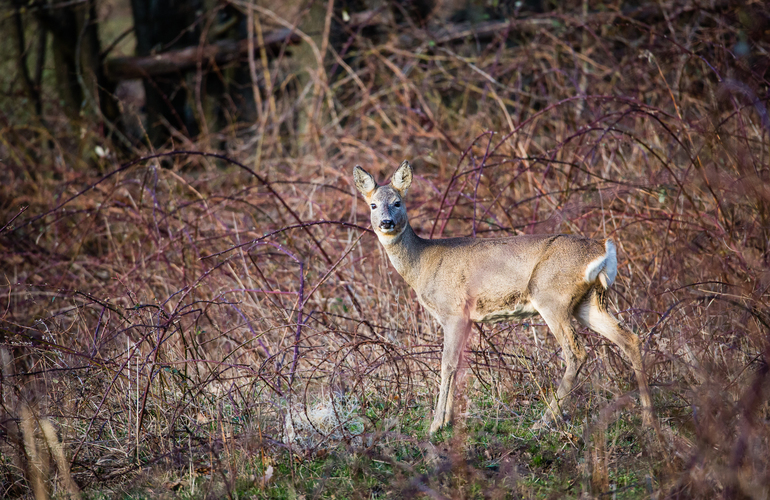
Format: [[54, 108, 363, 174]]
[[1, 1, 769, 498]]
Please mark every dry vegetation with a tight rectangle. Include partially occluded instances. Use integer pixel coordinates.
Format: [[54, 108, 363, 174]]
[[1, 0, 769, 498]]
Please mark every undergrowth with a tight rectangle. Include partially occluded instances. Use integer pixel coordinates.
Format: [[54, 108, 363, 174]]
[[1, 0, 769, 498]]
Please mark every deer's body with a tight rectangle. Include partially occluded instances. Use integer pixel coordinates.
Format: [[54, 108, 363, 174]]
[[382, 226, 614, 324], [354, 161, 653, 433]]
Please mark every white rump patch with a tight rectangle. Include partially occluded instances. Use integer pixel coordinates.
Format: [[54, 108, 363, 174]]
[[584, 239, 618, 288]]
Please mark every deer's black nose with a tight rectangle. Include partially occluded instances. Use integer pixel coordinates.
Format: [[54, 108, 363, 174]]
[[379, 219, 395, 230]]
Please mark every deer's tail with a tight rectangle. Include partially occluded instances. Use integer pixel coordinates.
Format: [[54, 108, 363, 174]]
[[584, 239, 618, 289]]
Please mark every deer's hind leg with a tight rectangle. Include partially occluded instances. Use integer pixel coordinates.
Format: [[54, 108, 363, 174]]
[[430, 315, 472, 435], [535, 304, 588, 427], [575, 288, 654, 427]]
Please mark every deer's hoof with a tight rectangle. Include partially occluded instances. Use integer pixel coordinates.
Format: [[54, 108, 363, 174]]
[[429, 414, 453, 436]]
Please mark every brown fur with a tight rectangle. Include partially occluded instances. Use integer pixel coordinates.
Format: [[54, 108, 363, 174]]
[[354, 161, 654, 433]]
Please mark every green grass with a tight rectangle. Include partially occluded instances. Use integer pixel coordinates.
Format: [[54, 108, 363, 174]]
[[99, 387, 663, 499], [3, 1, 768, 497]]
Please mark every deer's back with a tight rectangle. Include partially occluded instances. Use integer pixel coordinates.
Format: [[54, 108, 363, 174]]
[[412, 234, 608, 322]]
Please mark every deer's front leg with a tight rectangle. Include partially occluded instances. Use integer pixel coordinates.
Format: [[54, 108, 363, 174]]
[[430, 315, 472, 435]]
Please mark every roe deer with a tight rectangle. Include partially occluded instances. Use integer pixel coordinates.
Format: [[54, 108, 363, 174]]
[[354, 160, 654, 434]]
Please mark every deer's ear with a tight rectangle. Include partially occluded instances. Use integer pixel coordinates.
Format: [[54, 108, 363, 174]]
[[354, 166, 377, 198], [391, 160, 413, 196]]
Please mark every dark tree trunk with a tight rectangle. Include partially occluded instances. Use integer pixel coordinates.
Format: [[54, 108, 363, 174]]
[[37, 0, 118, 127], [9, 4, 43, 118], [130, 0, 204, 146]]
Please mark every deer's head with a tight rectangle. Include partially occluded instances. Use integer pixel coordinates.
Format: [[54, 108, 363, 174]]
[[354, 161, 413, 244]]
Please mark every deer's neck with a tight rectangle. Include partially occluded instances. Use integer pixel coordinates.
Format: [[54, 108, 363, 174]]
[[378, 224, 426, 288]]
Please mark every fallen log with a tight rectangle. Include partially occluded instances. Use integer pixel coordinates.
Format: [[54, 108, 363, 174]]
[[104, 1, 703, 82], [104, 28, 300, 80]]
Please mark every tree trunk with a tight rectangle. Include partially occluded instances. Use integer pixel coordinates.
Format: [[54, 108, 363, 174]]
[[9, 3, 43, 118], [130, 0, 204, 146], [38, 0, 118, 126]]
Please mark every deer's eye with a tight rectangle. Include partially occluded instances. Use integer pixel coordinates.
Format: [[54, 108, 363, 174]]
[[394, 201, 401, 207], [370, 203, 377, 209]]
